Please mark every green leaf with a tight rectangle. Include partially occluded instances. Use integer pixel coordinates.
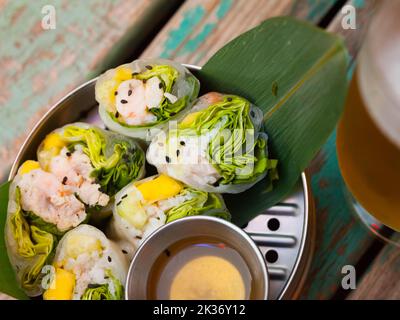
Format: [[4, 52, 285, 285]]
[[198, 17, 348, 226], [0, 182, 28, 300]]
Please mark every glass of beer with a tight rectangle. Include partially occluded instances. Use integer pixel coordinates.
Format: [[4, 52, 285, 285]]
[[336, 0, 400, 246]]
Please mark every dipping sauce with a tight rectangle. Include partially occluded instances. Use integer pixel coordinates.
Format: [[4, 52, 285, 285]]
[[147, 237, 253, 300]]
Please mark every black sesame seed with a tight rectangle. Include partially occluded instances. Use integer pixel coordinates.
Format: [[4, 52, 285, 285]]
[[107, 256, 112, 263], [165, 156, 171, 163], [158, 82, 163, 89], [156, 217, 160, 220], [135, 236, 142, 240], [170, 112, 176, 116], [66, 152, 72, 157], [121, 99, 128, 104], [180, 141, 185, 146], [176, 150, 180, 157], [115, 111, 119, 118], [121, 194, 128, 199], [164, 249, 171, 257], [132, 72, 139, 76], [104, 276, 109, 279], [114, 91, 118, 96], [227, 97, 232, 102], [128, 89, 132, 96], [62, 176, 68, 185], [122, 250, 128, 255], [250, 110, 255, 117], [117, 200, 122, 206], [212, 178, 222, 187], [142, 79, 147, 84], [145, 65, 152, 70], [88, 283, 101, 289]]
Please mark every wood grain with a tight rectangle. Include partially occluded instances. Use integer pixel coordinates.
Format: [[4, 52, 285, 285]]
[[299, 0, 380, 299], [347, 234, 400, 300], [141, 0, 337, 65], [141, 0, 381, 299], [0, 0, 180, 182]]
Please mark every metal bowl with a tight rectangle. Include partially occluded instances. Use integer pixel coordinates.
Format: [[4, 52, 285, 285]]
[[125, 216, 269, 300], [9, 65, 315, 300]]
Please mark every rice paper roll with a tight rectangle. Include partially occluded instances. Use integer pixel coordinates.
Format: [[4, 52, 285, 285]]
[[96, 59, 200, 141], [37, 122, 145, 213], [5, 162, 89, 296], [43, 225, 128, 300], [108, 174, 230, 258], [147, 92, 279, 193]]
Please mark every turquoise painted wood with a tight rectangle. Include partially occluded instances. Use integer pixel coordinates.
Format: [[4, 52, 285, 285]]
[[0, 0, 180, 182], [141, 0, 339, 65], [142, 0, 380, 299]]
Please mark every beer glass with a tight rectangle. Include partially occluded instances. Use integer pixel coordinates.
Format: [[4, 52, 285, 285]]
[[336, 0, 400, 246]]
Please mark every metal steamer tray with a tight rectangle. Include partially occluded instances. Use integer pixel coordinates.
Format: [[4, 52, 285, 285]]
[[10, 65, 315, 300]]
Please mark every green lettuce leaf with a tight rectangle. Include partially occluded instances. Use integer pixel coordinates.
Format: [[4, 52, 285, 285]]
[[165, 188, 230, 223], [178, 95, 277, 186], [9, 188, 56, 293], [22, 211, 64, 237], [62, 125, 144, 196], [81, 271, 123, 300], [133, 64, 198, 122]]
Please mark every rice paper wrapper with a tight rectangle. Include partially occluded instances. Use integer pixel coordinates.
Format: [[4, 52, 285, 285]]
[[37, 122, 146, 202], [52, 225, 128, 300], [5, 178, 58, 297], [96, 59, 200, 141], [147, 93, 278, 194], [107, 175, 230, 260]]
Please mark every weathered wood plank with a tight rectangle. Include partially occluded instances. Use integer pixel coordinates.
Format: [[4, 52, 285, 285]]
[[299, 0, 380, 299], [348, 234, 400, 300], [141, 0, 384, 300], [0, 0, 180, 182], [141, 0, 337, 65], [142, 0, 384, 299]]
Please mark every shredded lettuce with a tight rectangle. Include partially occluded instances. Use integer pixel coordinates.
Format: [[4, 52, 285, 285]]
[[62, 126, 144, 196], [9, 188, 56, 292], [22, 211, 64, 237], [109, 64, 199, 125], [165, 188, 230, 223], [81, 271, 123, 300], [177, 95, 278, 186]]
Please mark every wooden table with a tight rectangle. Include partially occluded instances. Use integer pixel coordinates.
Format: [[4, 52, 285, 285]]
[[0, 0, 398, 299]]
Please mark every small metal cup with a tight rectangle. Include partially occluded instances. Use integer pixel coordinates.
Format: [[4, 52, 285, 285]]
[[125, 216, 269, 300]]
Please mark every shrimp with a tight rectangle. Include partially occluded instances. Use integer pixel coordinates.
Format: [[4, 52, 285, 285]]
[[18, 169, 86, 232], [193, 92, 224, 111], [49, 147, 110, 207], [115, 76, 165, 125]]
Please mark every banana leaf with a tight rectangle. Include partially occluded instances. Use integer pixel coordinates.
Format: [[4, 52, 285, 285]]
[[197, 17, 348, 226], [0, 181, 28, 299]]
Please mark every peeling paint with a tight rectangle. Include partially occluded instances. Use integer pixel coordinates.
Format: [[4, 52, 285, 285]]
[[160, 5, 205, 58]]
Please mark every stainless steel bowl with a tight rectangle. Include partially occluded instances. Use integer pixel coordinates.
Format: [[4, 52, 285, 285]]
[[9, 65, 315, 300], [125, 216, 269, 300]]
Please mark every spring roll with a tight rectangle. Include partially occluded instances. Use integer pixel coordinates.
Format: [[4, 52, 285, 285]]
[[147, 92, 279, 193], [5, 162, 88, 296], [96, 59, 200, 141], [108, 174, 230, 257], [37, 122, 145, 212], [43, 225, 128, 300]]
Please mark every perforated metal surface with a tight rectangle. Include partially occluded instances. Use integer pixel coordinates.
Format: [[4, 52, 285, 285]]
[[243, 174, 311, 299]]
